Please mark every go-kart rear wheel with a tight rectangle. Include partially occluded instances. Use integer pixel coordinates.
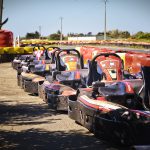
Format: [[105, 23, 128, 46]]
[[17, 74, 21, 86], [38, 83, 47, 101], [20, 76, 24, 89], [113, 129, 134, 146]]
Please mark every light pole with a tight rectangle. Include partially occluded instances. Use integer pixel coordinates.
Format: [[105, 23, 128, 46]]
[[39, 25, 41, 39], [104, 0, 107, 40], [0, 0, 3, 29], [60, 17, 63, 41]]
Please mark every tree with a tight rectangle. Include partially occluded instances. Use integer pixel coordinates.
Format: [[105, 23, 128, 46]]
[[67, 33, 75, 37], [132, 31, 150, 39], [57, 30, 61, 34], [120, 31, 130, 38], [97, 32, 104, 36], [87, 32, 92, 36], [25, 31, 40, 39], [78, 33, 84, 36], [49, 31, 65, 40], [35, 31, 40, 38], [110, 29, 119, 38], [106, 29, 131, 39], [49, 33, 60, 40]]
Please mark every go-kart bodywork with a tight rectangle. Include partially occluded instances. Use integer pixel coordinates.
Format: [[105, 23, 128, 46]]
[[76, 46, 114, 67], [40, 49, 85, 106], [117, 51, 150, 74], [44, 69, 88, 110], [68, 66, 150, 146], [44, 53, 126, 111]]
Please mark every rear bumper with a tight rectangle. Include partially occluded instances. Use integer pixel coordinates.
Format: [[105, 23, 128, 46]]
[[12, 62, 20, 70], [24, 80, 38, 94], [68, 96, 96, 131], [47, 94, 68, 111], [68, 95, 150, 146]]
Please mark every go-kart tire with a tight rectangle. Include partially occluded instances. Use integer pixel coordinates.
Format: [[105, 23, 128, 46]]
[[12, 62, 15, 69], [94, 116, 134, 146], [113, 128, 134, 146], [17, 67, 22, 75], [24, 80, 38, 94], [38, 83, 46, 101], [47, 94, 68, 111], [31, 81, 38, 95], [17, 74, 21, 86], [24, 80, 31, 92], [56, 95, 68, 111], [68, 95, 78, 120], [20, 76, 25, 89]]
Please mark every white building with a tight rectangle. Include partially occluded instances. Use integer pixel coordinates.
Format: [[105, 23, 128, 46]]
[[68, 36, 96, 41]]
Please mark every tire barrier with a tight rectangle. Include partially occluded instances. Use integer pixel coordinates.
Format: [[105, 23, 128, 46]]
[[20, 39, 150, 49], [0, 47, 33, 62]]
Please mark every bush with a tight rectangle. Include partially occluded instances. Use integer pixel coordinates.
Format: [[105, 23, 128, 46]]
[[132, 32, 150, 39]]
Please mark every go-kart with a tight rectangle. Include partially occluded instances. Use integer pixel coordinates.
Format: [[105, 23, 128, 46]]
[[22, 47, 61, 94], [16, 45, 47, 86], [76, 46, 114, 67], [43, 52, 130, 111], [12, 54, 32, 70], [39, 49, 85, 109], [116, 51, 150, 74], [19, 46, 60, 91], [68, 64, 150, 146], [13, 45, 46, 71]]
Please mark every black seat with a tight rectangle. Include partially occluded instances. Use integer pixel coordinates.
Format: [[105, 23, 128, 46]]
[[56, 57, 66, 71], [98, 82, 138, 108], [56, 69, 89, 82], [43, 49, 50, 60], [140, 66, 150, 110], [56, 71, 73, 81], [98, 82, 126, 97], [86, 60, 103, 86]]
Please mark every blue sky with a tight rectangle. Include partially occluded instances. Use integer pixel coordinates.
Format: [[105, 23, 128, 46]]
[[2, 0, 150, 37]]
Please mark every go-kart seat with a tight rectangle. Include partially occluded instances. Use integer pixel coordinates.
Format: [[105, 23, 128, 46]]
[[56, 69, 88, 82], [56, 57, 66, 71], [98, 81, 143, 109], [56, 71, 75, 81], [43, 49, 50, 60], [86, 60, 104, 86], [56, 69, 89, 89], [98, 82, 126, 97]]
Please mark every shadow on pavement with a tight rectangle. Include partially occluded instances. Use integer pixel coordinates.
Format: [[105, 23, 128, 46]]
[[0, 103, 57, 125], [0, 104, 129, 150], [0, 128, 129, 150]]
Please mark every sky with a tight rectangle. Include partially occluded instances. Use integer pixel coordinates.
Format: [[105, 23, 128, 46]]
[[2, 0, 150, 37]]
